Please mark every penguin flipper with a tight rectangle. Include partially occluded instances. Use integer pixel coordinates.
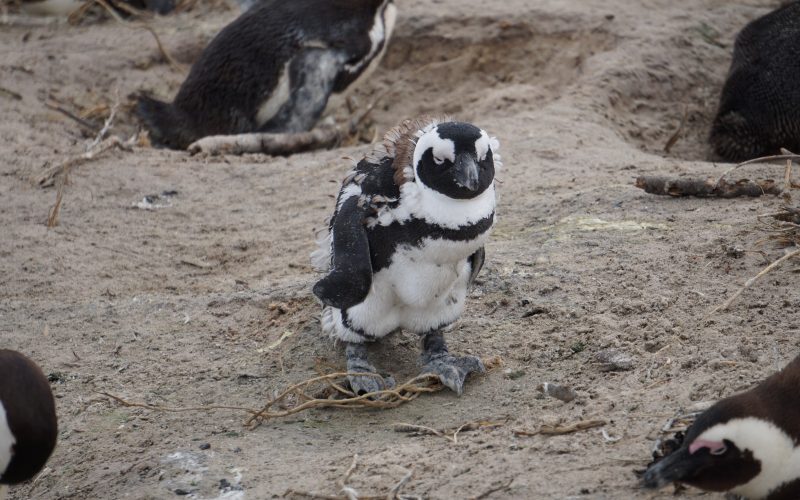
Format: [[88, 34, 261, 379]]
[[136, 94, 196, 150], [260, 48, 348, 133], [467, 247, 485, 287], [313, 195, 373, 310]]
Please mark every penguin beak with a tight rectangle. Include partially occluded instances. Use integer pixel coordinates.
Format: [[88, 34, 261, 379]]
[[453, 153, 480, 191], [642, 448, 705, 489]]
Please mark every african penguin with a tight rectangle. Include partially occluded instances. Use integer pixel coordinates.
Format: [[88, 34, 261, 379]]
[[311, 117, 499, 395], [643, 353, 800, 499], [137, 0, 396, 149], [0, 350, 57, 497], [710, 2, 800, 161]]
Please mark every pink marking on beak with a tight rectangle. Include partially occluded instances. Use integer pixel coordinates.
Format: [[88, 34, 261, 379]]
[[689, 439, 726, 455]]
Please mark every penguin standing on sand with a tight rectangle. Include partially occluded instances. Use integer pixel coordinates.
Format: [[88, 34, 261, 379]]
[[643, 353, 800, 499], [311, 117, 499, 395], [137, 0, 396, 149], [0, 350, 58, 497]]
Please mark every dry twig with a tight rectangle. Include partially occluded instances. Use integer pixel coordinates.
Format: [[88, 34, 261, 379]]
[[513, 419, 606, 437], [663, 104, 688, 153], [101, 364, 492, 428], [43, 101, 99, 133], [705, 247, 800, 316], [284, 459, 416, 500], [392, 420, 504, 444], [715, 152, 800, 188], [635, 176, 781, 198]]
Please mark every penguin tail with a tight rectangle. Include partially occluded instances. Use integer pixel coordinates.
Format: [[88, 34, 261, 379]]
[[135, 94, 196, 150]]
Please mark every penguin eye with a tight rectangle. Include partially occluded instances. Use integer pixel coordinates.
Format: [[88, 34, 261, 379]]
[[710, 445, 728, 456], [433, 156, 444, 165]]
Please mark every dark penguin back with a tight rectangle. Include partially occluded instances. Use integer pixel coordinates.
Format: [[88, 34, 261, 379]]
[[0, 350, 57, 485], [711, 2, 800, 161]]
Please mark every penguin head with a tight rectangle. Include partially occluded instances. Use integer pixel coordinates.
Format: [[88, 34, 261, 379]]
[[643, 397, 797, 498], [412, 122, 496, 200]]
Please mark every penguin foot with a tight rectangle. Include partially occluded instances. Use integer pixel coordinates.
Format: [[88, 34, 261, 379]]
[[345, 342, 395, 396], [420, 353, 484, 395], [419, 331, 484, 395]]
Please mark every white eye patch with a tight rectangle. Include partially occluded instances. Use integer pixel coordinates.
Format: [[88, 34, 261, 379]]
[[414, 129, 455, 171], [475, 130, 493, 161]]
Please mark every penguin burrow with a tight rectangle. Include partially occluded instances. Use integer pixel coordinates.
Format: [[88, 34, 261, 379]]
[[311, 116, 499, 396], [136, 0, 396, 149]]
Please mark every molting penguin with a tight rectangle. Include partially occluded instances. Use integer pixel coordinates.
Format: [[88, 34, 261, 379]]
[[137, 0, 396, 149], [643, 353, 800, 499], [710, 2, 800, 161], [0, 350, 58, 497], [311, 117, 499, 395]]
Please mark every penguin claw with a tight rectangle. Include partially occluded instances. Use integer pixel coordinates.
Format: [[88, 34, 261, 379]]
[[421, 354, 485, 396], [347, 371, 395, 396], [344, 342, 394, 397]]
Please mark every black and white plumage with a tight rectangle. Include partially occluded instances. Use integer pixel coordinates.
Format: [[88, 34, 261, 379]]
[[137, 0, 396, 149], [0, 350, 57, 496], [643, 353, 800, 499], [311, 117, 499, 395], [710, 2, 800, 161]]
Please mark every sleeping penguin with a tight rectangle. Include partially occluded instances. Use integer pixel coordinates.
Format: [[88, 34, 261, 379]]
[[1, 350, 58, 497], [311, 117, 499, 395], [643, 353, 800, 499], [137, 0, 396, 149]]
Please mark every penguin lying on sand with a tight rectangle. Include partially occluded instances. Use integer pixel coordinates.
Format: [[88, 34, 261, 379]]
[[311, 117, 499, 395], [0, 350, 57, 497], [643, 353, 800, 499], [137, 0, 396, 149], [710, 2, 800, 161]]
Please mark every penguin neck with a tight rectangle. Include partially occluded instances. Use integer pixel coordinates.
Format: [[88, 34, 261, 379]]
[[401, 180, 495, 229]]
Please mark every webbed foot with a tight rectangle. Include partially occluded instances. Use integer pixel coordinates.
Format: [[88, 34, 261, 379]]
[[345, 342, 395, 395], [420, 331, 485, 395]]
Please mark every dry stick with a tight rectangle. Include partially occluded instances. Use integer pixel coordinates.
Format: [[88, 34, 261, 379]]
[[138, 24, 187, 73], [705, 247, 800, 317], [73, 0, 185, 73], [339, 455, 359, 500], [87, 87, 120, 151], [634, 176, 782, 198], [98, 391, 262, 415], [715, 153, 800, 188], [663, 104, 688, 153], [46, 136, 128, 225], [467, 478, 514, 500], [102, 371, 443, 426], [387, 469, 413, 500], [43, 101, 99, 134], [513, 419, 606, 437]]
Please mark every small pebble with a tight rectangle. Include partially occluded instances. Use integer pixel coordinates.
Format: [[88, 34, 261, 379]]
[[503, 368, 526, 380], [537, 382, 577, 402], [199, 443, 211, 450], [174, 489, 190, 496], [595, 348, 633, 371]]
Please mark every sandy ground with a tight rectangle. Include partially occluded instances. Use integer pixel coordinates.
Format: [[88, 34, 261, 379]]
[[2, 0, 799, 498]]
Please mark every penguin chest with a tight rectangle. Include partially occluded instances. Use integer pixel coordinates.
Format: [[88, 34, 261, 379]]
[[383, 236, 482, 309], [0, 402, 14, 476]]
